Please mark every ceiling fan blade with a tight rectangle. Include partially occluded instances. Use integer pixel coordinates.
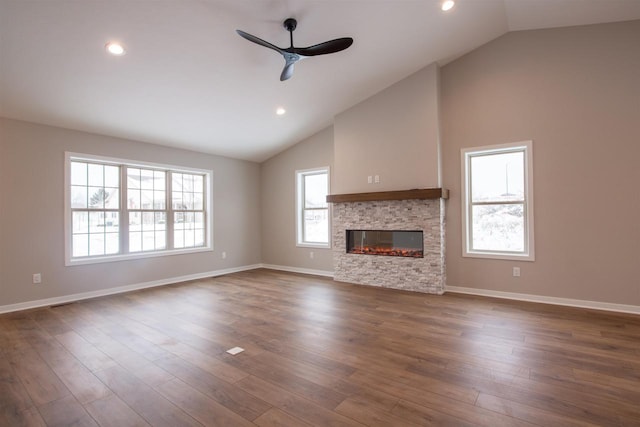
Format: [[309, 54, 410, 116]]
[[236, 30, 284, 54], [293, 37, 353, 56], [280, 53, 300, 81]]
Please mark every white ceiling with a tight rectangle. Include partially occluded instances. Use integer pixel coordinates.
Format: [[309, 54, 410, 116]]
[[2, 0, 639, 162]]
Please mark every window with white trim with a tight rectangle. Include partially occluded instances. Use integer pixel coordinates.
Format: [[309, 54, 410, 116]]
[[66, 153, 212, 265], [461, 141, 534, 261], [296, 167, 330, 248]]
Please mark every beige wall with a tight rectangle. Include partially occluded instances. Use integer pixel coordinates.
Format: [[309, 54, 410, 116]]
[[333, 63, 441, 194], [0, 118, 261, 307], [441, 20, 640, 305], [3, 20, 639, 310], [260, 127, 334, 273]]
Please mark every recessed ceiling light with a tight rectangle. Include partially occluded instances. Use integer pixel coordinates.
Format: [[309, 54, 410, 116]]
[[276, 107, 286, 116], [441, 0, 455, 11], [105, 42, 126, 56]]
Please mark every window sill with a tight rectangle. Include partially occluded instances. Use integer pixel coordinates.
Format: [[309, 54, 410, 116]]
[[296, 243, 331, 249], [66, 246, 213, 266], [463, 251, 535, 262]]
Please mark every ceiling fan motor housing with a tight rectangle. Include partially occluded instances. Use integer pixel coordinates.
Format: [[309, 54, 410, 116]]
[[284, 18, 297, 32]]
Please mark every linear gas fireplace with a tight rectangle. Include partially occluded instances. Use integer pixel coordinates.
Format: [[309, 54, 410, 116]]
[[346, 230, 423, 258], [330, 192, 446, 294]]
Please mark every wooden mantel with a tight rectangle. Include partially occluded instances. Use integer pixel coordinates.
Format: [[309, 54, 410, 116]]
[[326, 188, 448, 203]]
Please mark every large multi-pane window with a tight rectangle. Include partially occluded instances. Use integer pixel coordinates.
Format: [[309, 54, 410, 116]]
[[461, 141, 534, 260], [65, 153, 211, 265], [296, 167, 330, 247]]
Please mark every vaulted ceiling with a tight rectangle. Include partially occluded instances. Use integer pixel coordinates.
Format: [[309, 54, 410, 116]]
[[2, 0, 639, 162]]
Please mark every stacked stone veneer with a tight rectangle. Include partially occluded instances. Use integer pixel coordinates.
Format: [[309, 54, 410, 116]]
[[332, 199, 445, 294]]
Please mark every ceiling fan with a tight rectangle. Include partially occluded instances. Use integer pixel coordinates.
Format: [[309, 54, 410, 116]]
[[236, 18, 353, 81]]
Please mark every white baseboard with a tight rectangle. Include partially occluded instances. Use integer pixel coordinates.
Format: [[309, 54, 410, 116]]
[[0, 264, 262, 315], [260, 263, 334, 278], [5, 266, 635, 316], [446, 286, 640, 315]]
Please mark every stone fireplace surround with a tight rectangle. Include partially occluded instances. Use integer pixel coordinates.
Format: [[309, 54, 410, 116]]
[[329, 189, 446, 294]]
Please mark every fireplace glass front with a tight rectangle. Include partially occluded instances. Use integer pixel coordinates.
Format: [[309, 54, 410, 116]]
[[346, 230, 423, 258]]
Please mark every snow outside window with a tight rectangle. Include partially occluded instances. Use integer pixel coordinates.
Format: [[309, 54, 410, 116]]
[[296, 167, 330, 248], [461, 141, 534, 261]]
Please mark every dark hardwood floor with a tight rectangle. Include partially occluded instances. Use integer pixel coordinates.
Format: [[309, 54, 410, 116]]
[[1, 269, 639, 426]]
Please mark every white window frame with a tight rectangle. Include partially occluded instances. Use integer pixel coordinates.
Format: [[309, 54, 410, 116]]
[[295, 167, 331, 249], [64, 152, 213, 266], [461, 141, 534, 261]]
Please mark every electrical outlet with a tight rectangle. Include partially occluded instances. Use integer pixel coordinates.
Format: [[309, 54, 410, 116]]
[[309, 251, 314, 259], [374, 175, 380, 183], [222, 251, 227, 259], [367, 175, 373, 184], [513, 267, 521, 277], [33, 273, 42, 284]]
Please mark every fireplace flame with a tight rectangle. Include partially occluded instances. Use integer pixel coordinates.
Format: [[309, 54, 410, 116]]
[[348, 246, 423, 258]]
